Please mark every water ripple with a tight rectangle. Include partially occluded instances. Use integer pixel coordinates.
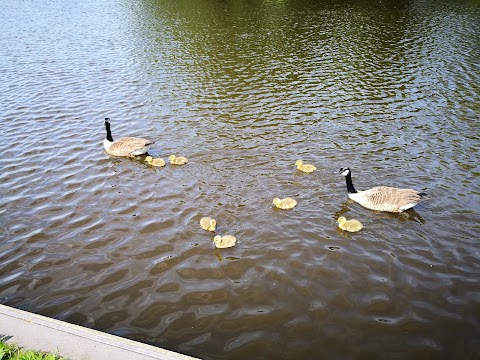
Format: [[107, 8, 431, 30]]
[[1, 0, 479, 359]]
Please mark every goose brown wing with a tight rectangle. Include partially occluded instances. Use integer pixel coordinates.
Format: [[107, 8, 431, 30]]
[[366, 186, 421, 212], [108, 137, 154, 157]]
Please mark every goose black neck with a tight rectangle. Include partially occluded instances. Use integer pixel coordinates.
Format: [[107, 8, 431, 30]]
[[345, 171, 357, 193], [105, 119, 114, 142]]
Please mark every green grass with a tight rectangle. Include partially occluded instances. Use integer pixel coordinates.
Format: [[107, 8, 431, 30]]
[[0, 339, 68, 360]]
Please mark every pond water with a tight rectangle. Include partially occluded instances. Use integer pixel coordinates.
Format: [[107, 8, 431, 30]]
[[1, 0, 479, 358]]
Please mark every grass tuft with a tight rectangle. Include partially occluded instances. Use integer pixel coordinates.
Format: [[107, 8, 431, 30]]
[[0, 339, 68, 360]]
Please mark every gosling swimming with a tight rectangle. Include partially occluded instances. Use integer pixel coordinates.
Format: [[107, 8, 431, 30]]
[[339, 168, 426, 213], [337, 216, 363, 232], [169, 155, 188, 165], [295, 160, 317, 173], [103, 118, 154, 157], [272, 197, 297, 210], [200, 217, 216, 232], [145, 156, 165, 167], [213, 235, 237, 248]]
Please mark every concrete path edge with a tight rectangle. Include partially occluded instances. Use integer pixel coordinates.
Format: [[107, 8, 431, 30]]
[[0, 304, 200, 360]]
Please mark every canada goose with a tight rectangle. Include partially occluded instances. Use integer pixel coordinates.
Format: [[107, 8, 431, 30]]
[[169, 155, 188, 165], [213, 235, 236, 248], [103, 118, 154, 157], [337, 216, 363, 232], [272, 197, 297, 210], [296, 160, 317, 173], [200, 217, 216, 232], [339, 168, 426, 213], [145, 156, 165, 167]]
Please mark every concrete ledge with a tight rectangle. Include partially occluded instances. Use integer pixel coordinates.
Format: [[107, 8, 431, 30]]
[[0, 304, 200, 360]]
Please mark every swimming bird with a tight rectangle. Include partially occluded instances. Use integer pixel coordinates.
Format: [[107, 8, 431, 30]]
[[169, 155, 188, 165], [295, 160, 317, 173], [337, 216, 363, 232], [200, 217, 216, 232], [145, 156, 165, 167], [213, 235, 237, 248], [272, 197, 297, 210], [339, 168, 426, 213], [103, 118, 154, 157]]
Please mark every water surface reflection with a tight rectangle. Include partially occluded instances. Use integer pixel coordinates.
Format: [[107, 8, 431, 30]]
[[0, 0, 479, 359]]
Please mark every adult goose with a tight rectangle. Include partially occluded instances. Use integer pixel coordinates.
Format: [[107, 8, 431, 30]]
[[104, 118, 154, 157], [339, 168, 426, 213]]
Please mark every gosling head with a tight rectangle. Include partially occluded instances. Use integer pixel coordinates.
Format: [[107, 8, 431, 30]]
[[337, 216, 347, 226], [295, 160, 303, 167], [209, 219, 216, 231], [272, 198, 281, 206], [169, 155, 176, 162], [213, 235, 222, 246], [145, 156, 153, 163], [339, 168, 350, 177]]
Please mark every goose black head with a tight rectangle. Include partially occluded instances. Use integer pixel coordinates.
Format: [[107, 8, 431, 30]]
[[104, 118, 113, 141], [339, 168, 351, 176]]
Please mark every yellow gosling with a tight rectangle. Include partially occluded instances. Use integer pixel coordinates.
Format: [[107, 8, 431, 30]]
[[145, 156, 166, 167], [337, 216, 363, 232], [295, 160, 317, 173], [200, 217, 216, 232], [272, 197, 297, 210], [213, 235, 237, 249], [169, 155, 188, 165]]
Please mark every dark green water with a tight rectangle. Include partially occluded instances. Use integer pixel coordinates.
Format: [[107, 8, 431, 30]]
[[1, 0, 479, 359]]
